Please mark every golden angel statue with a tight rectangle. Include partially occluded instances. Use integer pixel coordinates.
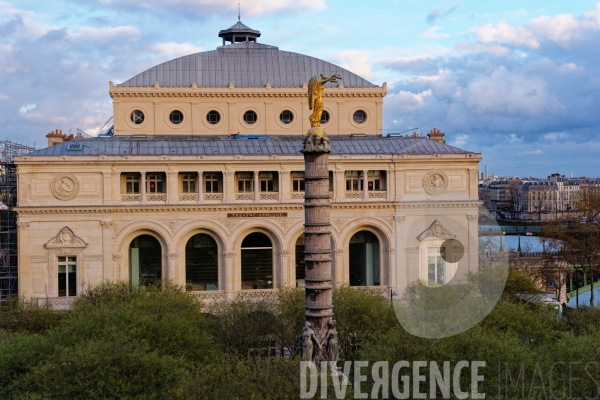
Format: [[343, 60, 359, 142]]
[[308, 73, 342, 128]]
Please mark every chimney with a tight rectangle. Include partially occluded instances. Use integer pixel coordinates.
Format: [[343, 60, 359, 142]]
[[46, 129, 65, 147], [427, 128, 445, 144]]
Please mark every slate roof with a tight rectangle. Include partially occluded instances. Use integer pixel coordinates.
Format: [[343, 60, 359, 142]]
[[28, 136, 472, 157], [117, 41, 376, 88]]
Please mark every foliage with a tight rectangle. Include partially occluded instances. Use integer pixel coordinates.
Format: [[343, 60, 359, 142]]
[[332, 286, 397, 360], [1, 275, 599, 399], [0, 298, 63, 334]]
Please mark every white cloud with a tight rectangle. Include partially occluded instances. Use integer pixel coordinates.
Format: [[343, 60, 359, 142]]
[[74, 26, 140, 42], [385, 89, 432, 112], [19, 103, 36, 114], [153, 42, 203, 57], [473, 22, 539, 49], [463, 66, 565, 117], [419, 26, 450, 40], [332, 50, 374, 80]]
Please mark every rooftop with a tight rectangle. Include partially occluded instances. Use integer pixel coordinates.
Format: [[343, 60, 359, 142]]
[[27, 135, 473, 157]]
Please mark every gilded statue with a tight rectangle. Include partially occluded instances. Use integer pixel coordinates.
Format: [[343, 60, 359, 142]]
[[308, 73, 342, 129]]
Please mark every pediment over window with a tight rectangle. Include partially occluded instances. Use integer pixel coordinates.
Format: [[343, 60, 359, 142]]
[[417, 220, 456, 241], [45, 227, 88, 248]]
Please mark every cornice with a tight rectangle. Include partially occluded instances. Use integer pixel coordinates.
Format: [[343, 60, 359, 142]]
[[109, 85, 387, 99], [13, 201, 479, 215], [14, 153, 482, 164]]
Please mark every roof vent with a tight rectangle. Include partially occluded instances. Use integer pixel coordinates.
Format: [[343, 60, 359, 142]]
[[67, 143, 82, 151], [351, 133, 366, 138]]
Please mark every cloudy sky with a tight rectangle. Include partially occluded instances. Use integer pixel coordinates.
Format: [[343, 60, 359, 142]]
[[1, 0, 599, 178]]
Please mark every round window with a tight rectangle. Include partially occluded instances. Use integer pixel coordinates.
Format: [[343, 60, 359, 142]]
[[131, 110, 145, 124], [353, 110, 367, 124], [279, 110, 293, 124], [170, 110, 184, 124], [243, 110, 257, 124], [320, 110, 330, 124], [207, 110, 221, 125]]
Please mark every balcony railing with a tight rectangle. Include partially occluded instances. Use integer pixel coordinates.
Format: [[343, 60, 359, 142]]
[[291, 192, 304, 199], [204, 193, 223, 201], [368, 191, 387, 199], [147, 194, 167, 202], [236, 193, 254, 201], [122, 194, 141, 202], [179, 193, 198, 201], [260, 192, 279, 201], [345, 191, 363, 199]]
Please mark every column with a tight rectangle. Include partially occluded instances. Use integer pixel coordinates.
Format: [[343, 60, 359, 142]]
[[223, 251, 236, 300], [197, 171, 203, 203], [140, 172, 146, 203], [279, 250, 291, 287], [167, 253, 179, 284], [166, 171, 177, 204], [334, 170, 344, 202], [224, 171, 235, 202], [362, 170, 368, 201], [100, 221, 114, 281], [253, 171, 259, 203], [279, 171, 291, 202], [112, 171, 120, 203]]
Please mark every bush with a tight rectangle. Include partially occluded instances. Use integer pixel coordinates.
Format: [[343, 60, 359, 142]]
[[51, 281, 217, 362], [20, 332, 189, 400], [0, 298, 62, 334]]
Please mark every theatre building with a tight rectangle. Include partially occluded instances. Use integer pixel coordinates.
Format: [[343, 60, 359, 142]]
[[14, 21, 481, 306]]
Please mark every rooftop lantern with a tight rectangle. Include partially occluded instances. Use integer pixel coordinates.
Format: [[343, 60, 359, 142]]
[[218, 19, 261, 46]]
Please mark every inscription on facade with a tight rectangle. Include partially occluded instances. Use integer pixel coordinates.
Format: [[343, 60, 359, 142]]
[[226, 212, 288, 218]]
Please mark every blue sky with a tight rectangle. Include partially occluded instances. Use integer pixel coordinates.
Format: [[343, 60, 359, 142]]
[[1, 0, 599, 178]]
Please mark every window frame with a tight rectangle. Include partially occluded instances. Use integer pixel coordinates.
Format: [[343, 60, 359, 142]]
[[204, 172, 222, 193], [180, 172, 197, 193], [292, 171, 305, 192], [123, 172, 141, 194], [345, 171, 363, 191], [146, 172, 166, 193], [57, 256, 77, 297], [237, 172, 253, 193]]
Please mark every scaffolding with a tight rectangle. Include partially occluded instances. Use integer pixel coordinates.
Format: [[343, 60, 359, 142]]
[[0, 140, 36, 300]]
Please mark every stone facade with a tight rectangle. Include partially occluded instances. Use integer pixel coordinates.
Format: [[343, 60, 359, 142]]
[[14, 22, 482, 304]]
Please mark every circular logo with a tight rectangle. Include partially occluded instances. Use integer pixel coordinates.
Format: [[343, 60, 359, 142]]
[[423, 171, 448, 196], [51, 174, 80, 201]]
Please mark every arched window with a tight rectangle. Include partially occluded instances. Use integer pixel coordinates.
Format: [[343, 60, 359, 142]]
[[349, 231, 380, 286], [185, 234, 218, 291], [241, 232, 273, 289], [129, 234, 162, 286]]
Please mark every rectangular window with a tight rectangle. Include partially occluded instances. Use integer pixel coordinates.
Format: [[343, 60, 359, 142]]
[[345, 171, 362, 191], [124, 173, 141, 194], [58, 256, 77, 297], [427, 248, 446, 285], [146, 173, 166, 193], [292, 171, 305, 192], [181, 172, 197, 193], [260, 172, 275, 192], [368, 171, 385, 191], [204, 172, 222, 193], [237, 172, 253, 193]]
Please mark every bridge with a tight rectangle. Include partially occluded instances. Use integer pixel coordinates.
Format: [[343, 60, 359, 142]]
[[479, 226, 544, 236]]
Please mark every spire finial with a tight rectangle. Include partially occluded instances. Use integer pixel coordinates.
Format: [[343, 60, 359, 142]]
[[238, 0, 241, 21]]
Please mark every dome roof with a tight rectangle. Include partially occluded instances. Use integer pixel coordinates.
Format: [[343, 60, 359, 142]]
[[118, 41, 376, 89]]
